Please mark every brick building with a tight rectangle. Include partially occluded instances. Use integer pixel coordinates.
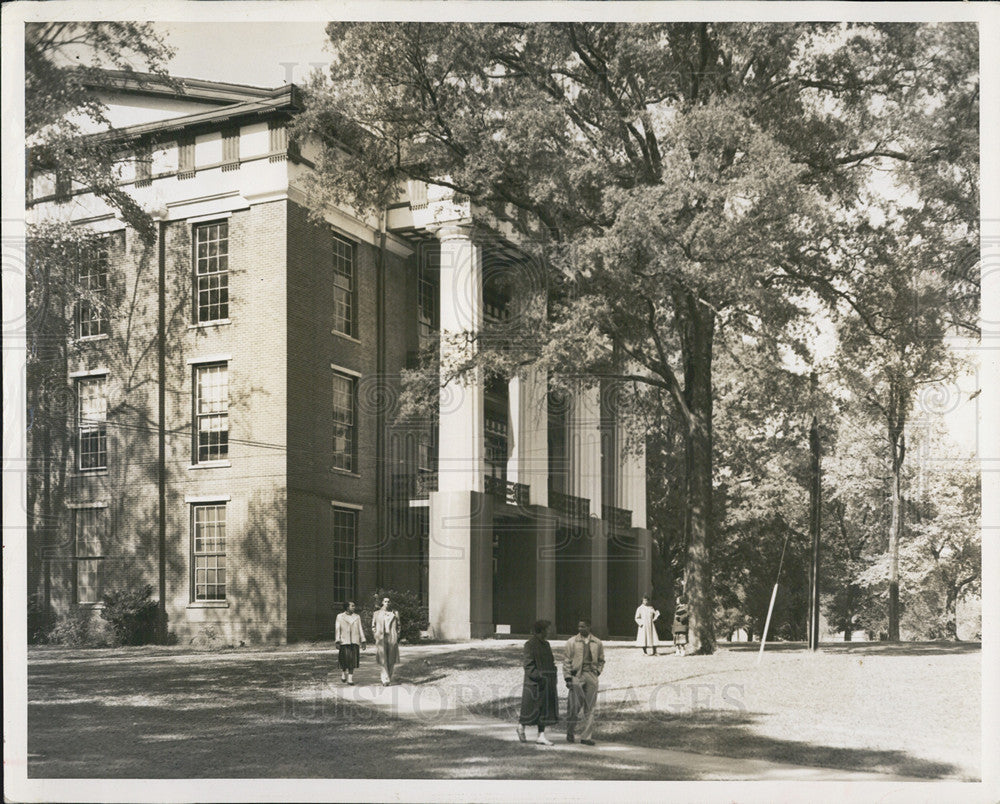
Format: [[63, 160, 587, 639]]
[[28, 72, 652, 643]]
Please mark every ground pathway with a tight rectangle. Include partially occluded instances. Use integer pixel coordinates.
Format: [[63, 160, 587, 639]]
[[308, 640, 933, 783]]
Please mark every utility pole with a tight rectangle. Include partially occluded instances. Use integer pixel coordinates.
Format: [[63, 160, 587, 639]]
[[156, 217, 167, 643], [807, 373, 822, 651]]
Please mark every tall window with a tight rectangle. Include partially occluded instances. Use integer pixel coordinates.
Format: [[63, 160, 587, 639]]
[[77, 377, 107, 470], [332, 236, 355, 337], [76, 239, 109, 338], [194, 221, 229, 323], [194, 363, 229, 463], [485, 416, 508, 480], [331, 507, 357, 605], [74, 507, 105, 604], [192, 503, 227, 601], [418, 246, 439, 341], [332, 371, 357, 472]]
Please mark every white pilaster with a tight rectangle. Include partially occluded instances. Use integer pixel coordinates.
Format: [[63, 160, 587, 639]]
[[436, 224, 485, 493], [568, 382, 602, 516]]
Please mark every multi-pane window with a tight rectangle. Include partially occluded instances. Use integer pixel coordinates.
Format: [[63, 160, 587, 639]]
[[194, 363, 229, 463], [192, 503, 227, 601], [74, 507, 105, 604], [332, 236, 355, 337], [76, 240, 109, 338], [194, 221, 229, 323], [485, 416, 508, 479], [332, 371, 357, 472], [77, 377, 108, 470], [331, 507, 357, 605], [418, 247, 439, 341]]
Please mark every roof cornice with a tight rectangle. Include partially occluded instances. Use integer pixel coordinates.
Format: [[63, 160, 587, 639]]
[[84, 69, 276, 105], [87, 86, 303, 145]]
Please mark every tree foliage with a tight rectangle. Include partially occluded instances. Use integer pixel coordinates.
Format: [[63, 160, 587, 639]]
[[298, 23, 978, 651]]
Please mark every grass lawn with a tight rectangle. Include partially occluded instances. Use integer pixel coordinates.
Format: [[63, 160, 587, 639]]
[[25, 646, 694, 780], [26, 639, 979, 780], [395, 639, 981, 781]]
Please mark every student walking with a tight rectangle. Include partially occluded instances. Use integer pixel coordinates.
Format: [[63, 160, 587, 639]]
[[371, 596, 400, 685], [516, 620, 559, 746], [334, 600, 366, 684], [563, 619, 604, 746], [634, 596, 661, 655]]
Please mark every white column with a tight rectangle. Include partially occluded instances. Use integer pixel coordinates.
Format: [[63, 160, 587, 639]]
[[616, 418, 647, 530], [568, 382, 602, 516], [436, 224, 484, 493], [618, 426, 647, 530], [506, 365, 548, 507]]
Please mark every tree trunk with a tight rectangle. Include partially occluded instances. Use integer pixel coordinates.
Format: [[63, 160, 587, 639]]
[[680, 298, 716, 655], [844, 585, 854, 642], [945, 585, 958, 640], [887, 427, 905, 641]]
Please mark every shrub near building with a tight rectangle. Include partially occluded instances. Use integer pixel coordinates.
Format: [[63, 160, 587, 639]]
[[360, 589, 429, 643]]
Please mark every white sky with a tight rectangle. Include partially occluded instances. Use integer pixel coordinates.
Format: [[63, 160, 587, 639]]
[[152, 22, 331, 87]]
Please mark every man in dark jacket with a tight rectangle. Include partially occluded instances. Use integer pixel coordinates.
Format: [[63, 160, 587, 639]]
[[517, 619, 558, 745]]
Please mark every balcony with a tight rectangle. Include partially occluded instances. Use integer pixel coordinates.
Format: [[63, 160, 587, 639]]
[[602, 504, 633, 530], [484, 474, 529, 507], [549, 489, 590, 520]]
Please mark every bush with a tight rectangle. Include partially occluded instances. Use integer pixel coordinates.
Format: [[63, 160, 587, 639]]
[[28, 596, 55, 645], [360, 588, 429, 643], [46, 606, 111, 647], [100, 584, 161, 646]]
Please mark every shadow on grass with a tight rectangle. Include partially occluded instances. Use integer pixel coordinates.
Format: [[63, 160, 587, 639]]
[[29, 650, 693, 780], [726, 641, 982, 657], [465, 695, 966, 780], [394, 647, 522, 684]]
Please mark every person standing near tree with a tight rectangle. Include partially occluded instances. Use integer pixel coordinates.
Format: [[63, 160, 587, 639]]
[[371, 596, 400, 686], [516, 619, 559, 746], [563, 619, 604, 745], [634, 596, 661, 655], [672, 595, 690, 656], [334, 600, 365, 685]]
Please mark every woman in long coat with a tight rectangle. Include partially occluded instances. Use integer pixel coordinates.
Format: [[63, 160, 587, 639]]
[[371, 596, 400, 685], [335, 600, 366, 684], [516, 619, 558, 745], [634, 596, 661, 655]]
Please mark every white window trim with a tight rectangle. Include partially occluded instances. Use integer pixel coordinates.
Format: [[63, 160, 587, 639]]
[[187, 319, 232, 330], [187, 211, 233, 225], [330, 500, 364, 511], [67, 501, 110, 509], [188, 354, 232, 365], [69, 367, 109, 378], [185, 494, 232, 503], [188, 460, 232, 470], [330, 363, 362, 378]]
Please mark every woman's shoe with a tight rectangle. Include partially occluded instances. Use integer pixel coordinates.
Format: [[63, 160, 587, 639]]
[[536, 735, 553, 746], [516, 725, 526, 742]]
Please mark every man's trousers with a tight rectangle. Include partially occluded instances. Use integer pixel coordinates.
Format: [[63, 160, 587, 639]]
[[566, 671, 599, 740]]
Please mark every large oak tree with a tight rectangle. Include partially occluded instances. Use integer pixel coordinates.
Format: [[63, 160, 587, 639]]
[[298, 22, 976, 652]]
